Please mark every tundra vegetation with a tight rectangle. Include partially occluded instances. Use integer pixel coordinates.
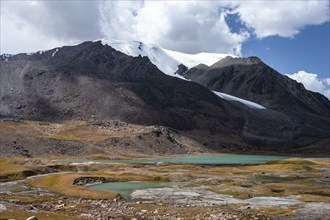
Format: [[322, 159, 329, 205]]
[[0, 153, 329, 219]]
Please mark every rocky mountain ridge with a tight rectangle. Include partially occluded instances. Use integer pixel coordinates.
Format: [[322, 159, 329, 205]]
[[180, 56, 330, 118], [1, 41, 329, 156]]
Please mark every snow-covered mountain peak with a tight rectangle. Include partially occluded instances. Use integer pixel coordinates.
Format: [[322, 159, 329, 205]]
[[98, 38, 235, 78], [96, 39, 265, 109]]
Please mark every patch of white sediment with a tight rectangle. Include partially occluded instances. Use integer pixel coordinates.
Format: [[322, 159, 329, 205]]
[[131, 187, 303, 207]]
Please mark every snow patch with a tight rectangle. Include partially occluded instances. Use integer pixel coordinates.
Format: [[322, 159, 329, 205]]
[[1, 54, 12, 61], [213, 91, 266, 109], [52, 48, 59, 57], [164, 49, 234, 69], [98, 39, 234, 79]]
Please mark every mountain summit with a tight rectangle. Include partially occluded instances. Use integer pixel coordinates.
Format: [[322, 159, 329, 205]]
[[96, 39, 235, 77]]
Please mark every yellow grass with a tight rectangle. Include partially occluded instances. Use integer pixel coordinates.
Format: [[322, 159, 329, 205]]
[[255, 206, 298, 216], [0, 194, 56, 204], [36, 120, 141, 141], [210, 186, 252, 199], [0, 158, 26, 175], [0, 119, 140, 143], [299, 194, 330, 203], [28, 173, 119, 200]]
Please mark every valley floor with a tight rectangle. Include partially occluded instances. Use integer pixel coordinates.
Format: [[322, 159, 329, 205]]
[[0, 156, 329, 220]]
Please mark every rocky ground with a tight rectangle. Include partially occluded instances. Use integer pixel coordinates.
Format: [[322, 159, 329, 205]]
[[1, 118, 326, 159], [0, 119, 208, 158]]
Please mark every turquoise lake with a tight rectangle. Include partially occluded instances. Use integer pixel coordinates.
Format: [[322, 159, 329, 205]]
[[88, 182, 188, 198], [60, 154, 290, 165]]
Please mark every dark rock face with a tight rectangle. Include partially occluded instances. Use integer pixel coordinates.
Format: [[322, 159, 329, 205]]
[[73, 177, 111, 186], [0, 41, 237, 130], [1, 42, 329, 155], [181, 56, 330, 154], [180, 57, 330, 144], [181, 56, 330, 118], [174, 64, 188, 76]]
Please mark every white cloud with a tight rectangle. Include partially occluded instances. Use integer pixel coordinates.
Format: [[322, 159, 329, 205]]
[[0, 1, 102, 54], [324, 78, 330, 86], [286, 71, 330, 99], [0, 6, 66, 54], [99, 1, 249, 55], [0, 0, 329, 54], [234, 0, 329, 38]]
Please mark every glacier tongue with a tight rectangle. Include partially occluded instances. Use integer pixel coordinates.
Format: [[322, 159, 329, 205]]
[[213, 91, 266, 109]]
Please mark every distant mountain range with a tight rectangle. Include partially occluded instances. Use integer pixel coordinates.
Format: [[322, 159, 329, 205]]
[[1, 40, 329, 156]]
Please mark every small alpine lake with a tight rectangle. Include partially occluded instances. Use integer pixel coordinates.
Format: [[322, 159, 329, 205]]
[[59, 153, 290, 165], [88, 182, 189, 199]]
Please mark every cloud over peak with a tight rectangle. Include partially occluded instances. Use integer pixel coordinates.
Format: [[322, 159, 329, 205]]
[[99, 1, 249, 55], [1, 1, 328, 55], [286, 70, 330, 99]]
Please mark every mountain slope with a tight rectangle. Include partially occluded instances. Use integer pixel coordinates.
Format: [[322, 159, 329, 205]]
[[181, 56, 330, 119], [0, 41, 241, 131], [1, 41, 329, 156]]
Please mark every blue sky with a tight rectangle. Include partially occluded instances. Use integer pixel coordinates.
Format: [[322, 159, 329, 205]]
[[1, 1, 329, 98], [242, 23, 330, 79], [224, 6, 329, 80]]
